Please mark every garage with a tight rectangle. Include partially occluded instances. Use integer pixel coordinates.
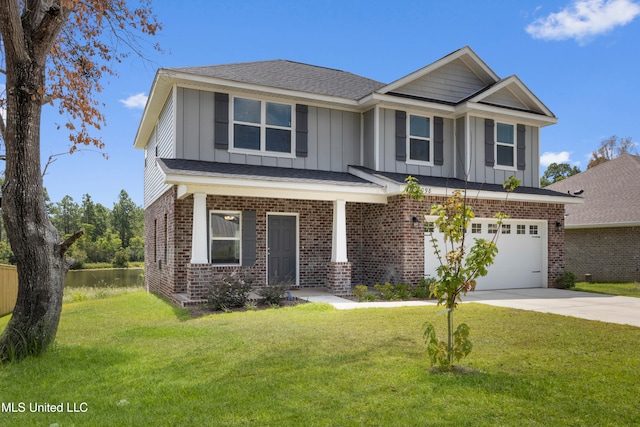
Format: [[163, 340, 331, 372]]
[[424, 218, 547, 290]]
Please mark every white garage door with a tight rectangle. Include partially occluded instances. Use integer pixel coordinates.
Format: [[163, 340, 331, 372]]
[[424, 218, 547, 290]]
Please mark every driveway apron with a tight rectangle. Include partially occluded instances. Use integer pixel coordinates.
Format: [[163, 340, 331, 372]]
[[292, 288, 640, 327]]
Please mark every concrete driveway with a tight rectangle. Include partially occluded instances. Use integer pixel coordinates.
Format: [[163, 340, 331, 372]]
[[292, 288, 640, 327], [464, 288, 640, 327]]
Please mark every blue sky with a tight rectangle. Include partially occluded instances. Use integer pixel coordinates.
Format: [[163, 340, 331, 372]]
[[25, 0, 640, 207]]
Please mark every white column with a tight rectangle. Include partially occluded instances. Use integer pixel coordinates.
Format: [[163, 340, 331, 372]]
[[331, 199, 348, 263], [190, 192, 209, 264]]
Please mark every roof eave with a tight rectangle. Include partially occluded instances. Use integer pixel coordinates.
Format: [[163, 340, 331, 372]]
[[566, 221, 640, 230], [457, 102, 558, 127], [133, 69, 174, 149], [163, 172, 388, 204]]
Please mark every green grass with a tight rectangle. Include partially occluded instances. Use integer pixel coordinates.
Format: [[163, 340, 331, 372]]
[[79, 262, 144, 270], [1, 292, 640, 426], [62, 285, 144, 303], [574, 281, 640, 298]]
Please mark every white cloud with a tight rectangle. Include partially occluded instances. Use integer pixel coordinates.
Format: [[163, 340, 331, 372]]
[[119, 92, 148, 109], [540, 151, 572, 166], [526, 0, 640, 43]]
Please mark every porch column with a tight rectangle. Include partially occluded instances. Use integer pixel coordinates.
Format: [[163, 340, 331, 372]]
[[328, 199, 351, 295], [190, 192, 208, 264], [331, 199, 348, 262]]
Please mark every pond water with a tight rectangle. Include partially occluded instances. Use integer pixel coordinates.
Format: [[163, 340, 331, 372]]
[[65, 268, 144, 288]]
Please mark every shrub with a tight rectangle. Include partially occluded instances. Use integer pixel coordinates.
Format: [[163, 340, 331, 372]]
[[374, 282, 398, 300], [257, 279, 291, 306], [206, 271, 254, 311], [412, 278, 437, 299], [555, 271, 577, 289], [394, 283, 413, 300], [353, 285, 377, 302]]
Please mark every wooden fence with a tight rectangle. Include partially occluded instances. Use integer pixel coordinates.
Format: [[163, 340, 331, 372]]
[[0, 264, 18, 317]]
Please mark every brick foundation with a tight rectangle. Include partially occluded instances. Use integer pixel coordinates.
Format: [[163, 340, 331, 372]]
[[327, 262, 352, 295]]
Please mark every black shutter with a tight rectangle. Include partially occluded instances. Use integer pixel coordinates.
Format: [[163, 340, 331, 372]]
[[214, 92, 229, 149], [434, 116, 444, 166], [241, 211, 256, 266], [484, 119, 495, 167], [296, 104, 308, 157], [395, 110, 407, 161], [517, 124, 526, 170]]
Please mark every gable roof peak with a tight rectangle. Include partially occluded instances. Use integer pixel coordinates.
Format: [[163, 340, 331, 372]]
[[379, 46, 500, 96]]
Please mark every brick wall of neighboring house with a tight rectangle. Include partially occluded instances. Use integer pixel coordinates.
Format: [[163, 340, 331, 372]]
[[565, 226, 640, 283]]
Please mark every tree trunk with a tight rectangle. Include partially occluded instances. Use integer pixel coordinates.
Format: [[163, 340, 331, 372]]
[[0, 54, 69, 361]]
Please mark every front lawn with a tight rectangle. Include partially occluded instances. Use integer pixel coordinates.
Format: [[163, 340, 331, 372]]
[[1, 292, 639, 426], [574, 281, 640, 298]]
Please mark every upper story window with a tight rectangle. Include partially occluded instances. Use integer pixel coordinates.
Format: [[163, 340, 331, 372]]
[[233, 97, 293, 155], [496, 122, 515, 168], [408, 114, 432, 164]]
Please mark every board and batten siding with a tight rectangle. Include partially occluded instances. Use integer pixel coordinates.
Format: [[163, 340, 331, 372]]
[[144, 89, 176, 208], [174, 87, 361, 172], [467, 116, 539, 187], [362, 109, 376, 170], [393, 58, 488, 104], [377, 108, 455, 178]]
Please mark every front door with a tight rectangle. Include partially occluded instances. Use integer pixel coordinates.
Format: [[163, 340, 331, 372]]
[[268, 215, 297, 285]]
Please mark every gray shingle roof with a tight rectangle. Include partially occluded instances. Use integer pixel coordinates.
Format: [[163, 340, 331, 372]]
[[546, 154, 640, 226], [350, 166, 573, 198], [158, 159, 381, 187], [171, 60, 386, 100]]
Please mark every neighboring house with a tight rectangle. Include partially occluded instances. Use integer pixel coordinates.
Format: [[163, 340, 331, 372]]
[[547, 154, 640, 282], [133, 46, 578, 306]]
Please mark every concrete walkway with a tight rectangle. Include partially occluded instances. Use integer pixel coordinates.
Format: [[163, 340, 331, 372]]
[[291, 287, 640, 327]]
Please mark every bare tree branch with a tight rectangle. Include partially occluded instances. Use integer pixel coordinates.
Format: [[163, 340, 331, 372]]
[[42, 148, 106, 177], [59, 229, 83, 256]]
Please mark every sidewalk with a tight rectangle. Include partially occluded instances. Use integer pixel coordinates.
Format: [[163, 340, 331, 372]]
[[291, 287, 640, 327]]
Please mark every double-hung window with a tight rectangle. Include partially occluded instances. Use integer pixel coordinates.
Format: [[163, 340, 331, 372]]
[[210, 211, 241, 265], [496, 122, 515, 168], [408, 114, 432, 164], [233, 97, 293, 155]]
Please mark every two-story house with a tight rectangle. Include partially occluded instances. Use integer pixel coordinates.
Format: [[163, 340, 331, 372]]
[[133, 46, 577, 306]]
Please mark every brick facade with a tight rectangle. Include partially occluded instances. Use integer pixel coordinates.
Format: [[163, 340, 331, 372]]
[[145, 189, 567, 304], [565, 226, 640, 283]]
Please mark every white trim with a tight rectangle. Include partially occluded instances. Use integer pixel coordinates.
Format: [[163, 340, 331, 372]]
[[266, 212, 300, 287], [565, 222, 640, 230], [190, 193, 209, 264], [465, 113, 471, 180], [374, 105, 380, 171], [165, 173, 388, 204], [171, 83, 178, 158], [406, 112, 434, 166], [209, 210, 242, 266], [494, 121, 517, 170], [230, 95, 296, 157], [331, 200, 348, 262]]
